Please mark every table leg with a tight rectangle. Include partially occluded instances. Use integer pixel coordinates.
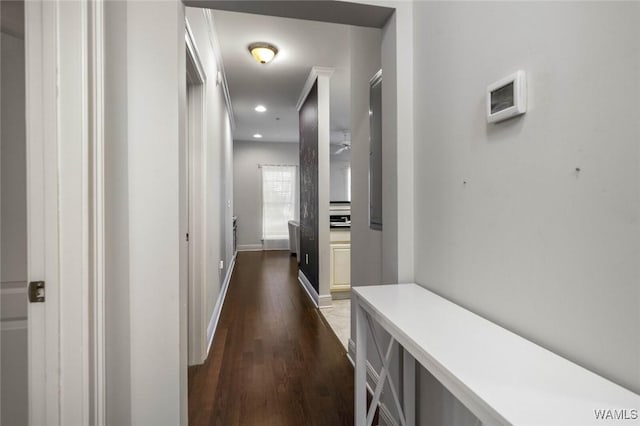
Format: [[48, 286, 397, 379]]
[[355, 298, 367, 426], [403, 347, 416, 426]]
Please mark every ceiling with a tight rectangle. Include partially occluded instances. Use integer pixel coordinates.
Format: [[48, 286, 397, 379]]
[[209, 9, 356, 144], [186, 0, 394, 29]]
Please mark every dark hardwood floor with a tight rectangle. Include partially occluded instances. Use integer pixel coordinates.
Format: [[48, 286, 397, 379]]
[[188, 251, 354, 426]]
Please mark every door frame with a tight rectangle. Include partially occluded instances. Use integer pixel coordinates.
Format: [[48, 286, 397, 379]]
[[25, 0, 105, 424], [185, 20, 208, 365]]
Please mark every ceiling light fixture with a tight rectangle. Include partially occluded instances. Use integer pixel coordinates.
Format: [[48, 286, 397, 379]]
[[253, 133, 263, 139], [255, 105, 267, 112], [248, 42, 278, 64]]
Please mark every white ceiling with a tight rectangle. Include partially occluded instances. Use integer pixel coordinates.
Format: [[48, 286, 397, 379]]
[[210, 9, 353, 144]]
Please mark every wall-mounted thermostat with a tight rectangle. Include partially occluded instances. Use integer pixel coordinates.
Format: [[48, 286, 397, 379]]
[[486, 70, 527, 123]]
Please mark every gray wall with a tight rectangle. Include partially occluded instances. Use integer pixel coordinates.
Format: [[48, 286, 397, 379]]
[[233, 140, 300, 249], [349, 26, 383, 293], [221, 97, 234, 278], [348, 21, 410, 423], [185, 8, 235, 339], [412, 2, 640, 423]]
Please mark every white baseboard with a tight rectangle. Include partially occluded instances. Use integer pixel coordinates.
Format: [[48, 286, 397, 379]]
[[237, 243, 291, 252], [262, 239, 289, 250], [347, 338, 399, 426], [206, 253, 236, 355], [318, 294, 333, 308], [237, 244, 262, 251], [297, 270, 319, 307], [330, 289, 351, 300]]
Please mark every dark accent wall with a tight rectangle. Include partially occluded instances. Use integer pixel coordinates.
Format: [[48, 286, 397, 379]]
[[299, 82, 319, 292]]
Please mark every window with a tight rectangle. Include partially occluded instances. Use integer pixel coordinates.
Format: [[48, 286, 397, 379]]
[[346, 166, 351, 201], [261, 165, 297, 240]]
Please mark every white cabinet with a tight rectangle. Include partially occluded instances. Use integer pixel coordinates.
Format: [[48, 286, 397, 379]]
[[330, 230, 351, 295]]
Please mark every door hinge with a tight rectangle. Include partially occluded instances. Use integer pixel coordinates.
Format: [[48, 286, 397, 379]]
[[28, 281, 45, 303], [186, 232, 189, 242]]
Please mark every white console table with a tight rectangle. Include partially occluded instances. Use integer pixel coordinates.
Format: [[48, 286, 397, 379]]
[[353, 284, 640, 426]]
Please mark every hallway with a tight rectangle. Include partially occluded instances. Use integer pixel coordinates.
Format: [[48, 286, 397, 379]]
[[188, 251, 354, 425]]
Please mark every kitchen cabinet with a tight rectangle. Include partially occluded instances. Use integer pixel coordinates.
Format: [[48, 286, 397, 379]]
[[330, 229, 351, 295]]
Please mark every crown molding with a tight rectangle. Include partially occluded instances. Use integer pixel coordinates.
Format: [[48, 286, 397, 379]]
[[203, 9, 236, 131], [296, 66, 335, 111]]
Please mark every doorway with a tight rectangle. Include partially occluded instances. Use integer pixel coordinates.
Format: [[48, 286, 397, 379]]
[[185, 24, 208, 366], [186, 2, 412, 423], [1, 1, 28, 423]]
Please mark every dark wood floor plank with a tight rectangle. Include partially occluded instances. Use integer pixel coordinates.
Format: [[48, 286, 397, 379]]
[[188, 251, 354, 426]]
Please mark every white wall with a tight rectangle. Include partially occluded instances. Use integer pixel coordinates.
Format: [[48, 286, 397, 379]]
[[330, 151, 350, 202], [233, 140, 299, 249], [103, 4, 235, 424], [0, 30, 28, 426], [127, 2, 187, 424], [185, 7, 235, 350], [412, 2, 640, 423], [104, 2, 188, 424]]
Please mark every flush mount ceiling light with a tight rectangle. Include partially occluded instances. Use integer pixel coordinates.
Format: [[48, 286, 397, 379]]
[[255, 105, 267, 112], [253, 133, 263, 139], [248, 42, 278, 64]]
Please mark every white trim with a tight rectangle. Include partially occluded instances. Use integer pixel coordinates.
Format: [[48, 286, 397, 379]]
[[347, 339, 399, 426], [297, 270, 319, 307], [237, 244, 263, 252], [185, 17, 209, 367], [206, 253, 236, 355], [318, 294, 333, 308], [88, 1, 106, 424], [315, 70, 333, 316], [295, 66, 335, 111], [262, 240, 289, 250], [25, 1, 59, 422], [185, 20, 206, 85], [57, 1, 91, 423]]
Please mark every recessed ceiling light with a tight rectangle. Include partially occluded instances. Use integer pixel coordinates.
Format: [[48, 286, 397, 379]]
[[253, 133, 263, 139], [248, 42, 278, 64], [255, 105, 267, 112]]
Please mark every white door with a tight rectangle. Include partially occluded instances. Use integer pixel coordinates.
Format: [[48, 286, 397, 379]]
[[13, 1, 100, 424]]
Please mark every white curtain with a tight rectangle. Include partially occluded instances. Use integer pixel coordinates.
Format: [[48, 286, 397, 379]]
[[261, 165, 297, 241]]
